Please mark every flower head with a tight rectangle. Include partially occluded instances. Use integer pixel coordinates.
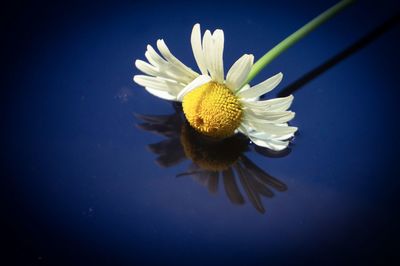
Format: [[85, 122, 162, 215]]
[[134, 24, 297, 151]]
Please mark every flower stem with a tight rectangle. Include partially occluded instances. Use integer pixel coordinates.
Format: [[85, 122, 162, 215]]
[[244, 0, 355, 85]]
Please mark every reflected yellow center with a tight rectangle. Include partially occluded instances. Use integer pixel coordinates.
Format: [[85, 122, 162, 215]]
[[180, 124, 247, 171], [182, 82, 242, 139]]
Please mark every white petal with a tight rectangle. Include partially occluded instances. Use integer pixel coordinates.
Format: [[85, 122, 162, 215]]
[[133, 75, 183, 94], [211, 29, 224, 83], [191, 24, 208, 75], [244, 102, 293, 113], [240, 125, 294, 141], [135, 59, 186, 84], [250, 131, 295, 141], [202, 29, 225, 83], [135, 59, 159, 77], [134, 75, 168, 90], [145, 87, 177, 101], [243, 110, 296, 124], [145, 45, 166, 67], [239, 125, 290, 151], [226, 54, 254, 92], [237, 72, 283, 99], [156, 39, 198, 80], [176, 75, 212, 101], [202, 30, 213, 78], [237, 85, 259, 102], [142, 44, 197, 85], [243, 119, 298, 137], [251, 137, 289, 151], [241, 95, 294, 112]]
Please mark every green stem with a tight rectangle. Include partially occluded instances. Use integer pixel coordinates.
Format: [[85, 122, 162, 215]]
[[244, 0, 355, 85]]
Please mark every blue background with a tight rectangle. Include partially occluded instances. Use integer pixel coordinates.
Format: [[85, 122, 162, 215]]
[[2, 0, 400, 265]]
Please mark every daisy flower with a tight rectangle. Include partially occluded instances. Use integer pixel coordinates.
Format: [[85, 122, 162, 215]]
[[134, 23, 297, 151]]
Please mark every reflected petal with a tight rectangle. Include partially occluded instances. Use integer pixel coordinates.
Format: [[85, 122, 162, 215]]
[[134, 113, 178, 124], [148, 139, 182, 155], [222, 168, 245, 205], [239, 161, 274, 198], [234, 163, 265, 213], [240, 156, 287, 191], [176, 170, 203, 178], [156, 148, 186, 168], [207, 171, 219, 194], [136, 123, 177, 137], [186, 163, 213, 187], [253, 145, 291, 158]]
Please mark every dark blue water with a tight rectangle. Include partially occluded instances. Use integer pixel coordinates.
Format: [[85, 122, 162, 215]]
[[2, 0, 400, 265]]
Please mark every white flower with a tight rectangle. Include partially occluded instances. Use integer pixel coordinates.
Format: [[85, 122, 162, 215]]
[[134, 23, 297, 151]]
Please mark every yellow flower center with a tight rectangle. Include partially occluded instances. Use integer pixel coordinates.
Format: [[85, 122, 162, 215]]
[[182, 82, 242, 139]]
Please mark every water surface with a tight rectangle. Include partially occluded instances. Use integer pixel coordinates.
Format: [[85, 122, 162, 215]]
[[3, 0, 400, 265]]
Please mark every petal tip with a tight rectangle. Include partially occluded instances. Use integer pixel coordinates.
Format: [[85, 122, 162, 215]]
[[133, 75, 140, 83], [249, 54, 254, 64], [213, 29, 224, 35], [134, 59, 141, 68]]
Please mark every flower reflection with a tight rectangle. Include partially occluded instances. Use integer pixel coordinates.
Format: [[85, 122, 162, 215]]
[[136, 103, 289, 213]]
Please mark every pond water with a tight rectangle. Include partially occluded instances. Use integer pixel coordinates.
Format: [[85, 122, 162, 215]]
[[3, 0, 400, 265]]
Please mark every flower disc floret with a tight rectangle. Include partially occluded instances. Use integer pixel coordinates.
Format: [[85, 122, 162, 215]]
[[182, 82, 242, 138]]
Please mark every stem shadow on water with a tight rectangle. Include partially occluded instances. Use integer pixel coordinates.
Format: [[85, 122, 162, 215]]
[[277, 13, 400, 98]]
